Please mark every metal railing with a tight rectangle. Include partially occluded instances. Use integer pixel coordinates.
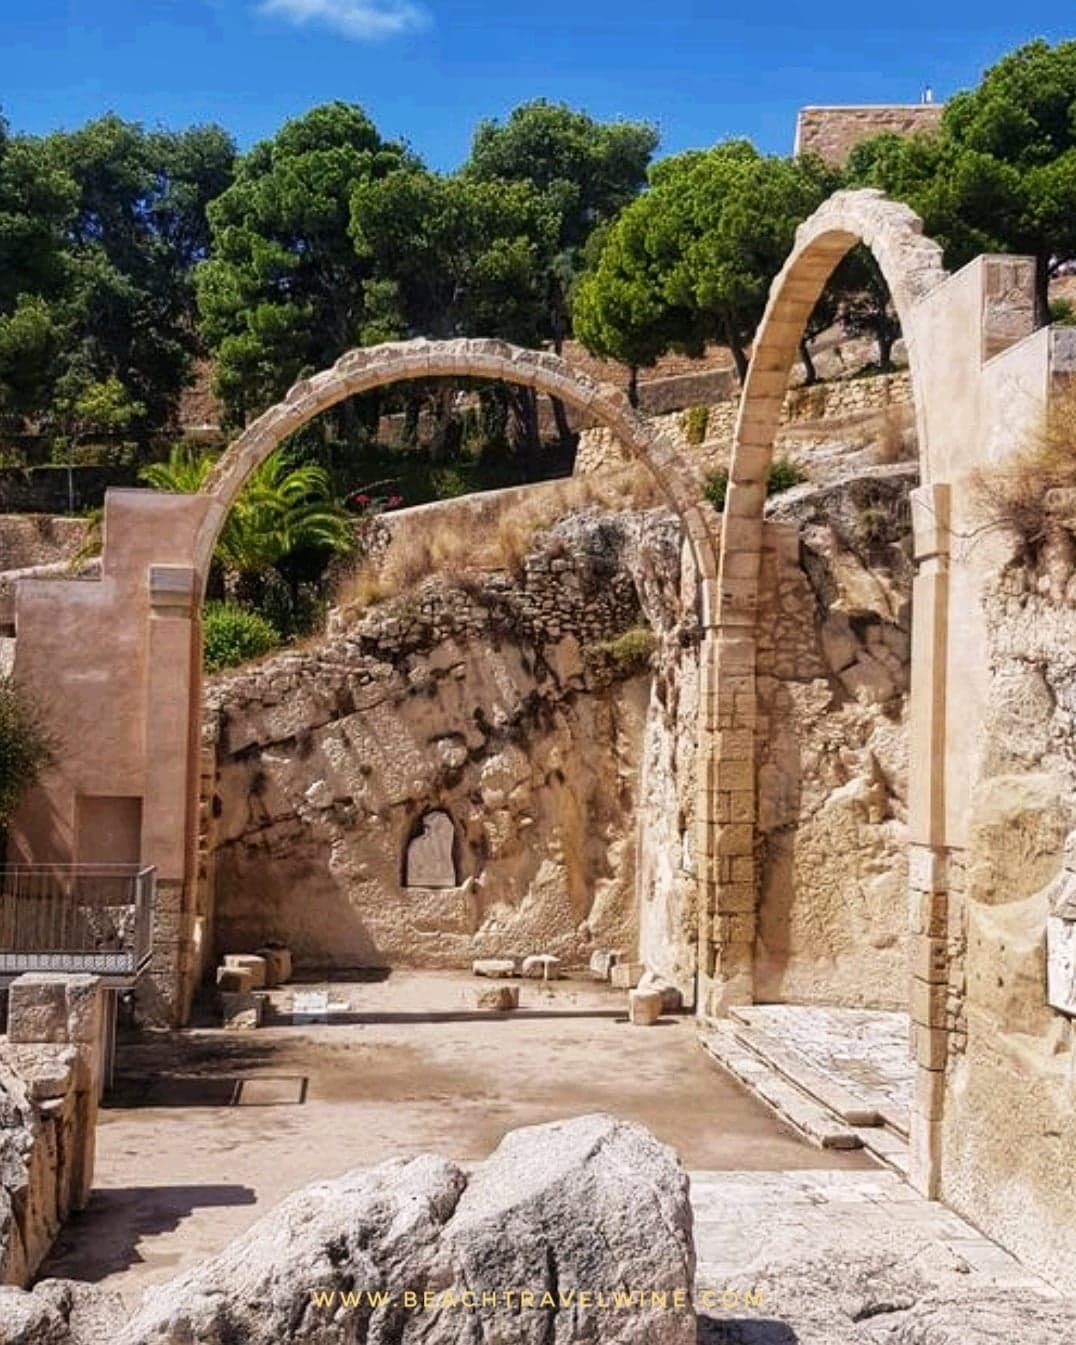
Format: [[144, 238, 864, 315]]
[[0, 864, 155, 983]]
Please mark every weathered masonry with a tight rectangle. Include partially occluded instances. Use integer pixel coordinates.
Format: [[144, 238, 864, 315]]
[[9, 190, 1076, 1292]]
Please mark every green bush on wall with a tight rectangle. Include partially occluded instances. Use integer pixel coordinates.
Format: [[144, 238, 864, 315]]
[[681, 405, 710, 446], [703, 457, 807, 512], [203, 602, 280, 673]]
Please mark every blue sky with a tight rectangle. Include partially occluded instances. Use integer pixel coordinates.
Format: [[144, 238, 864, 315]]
[[1, 2, 1072, 168]]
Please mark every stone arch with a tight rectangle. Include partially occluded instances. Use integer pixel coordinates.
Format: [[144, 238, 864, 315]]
[[189, 339, 722, 1013], [704, 189, 949, 1014], [192, 338, 720, 605]]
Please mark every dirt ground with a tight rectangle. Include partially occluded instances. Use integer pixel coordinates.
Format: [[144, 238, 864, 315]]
[[40, 970, 870, 1310]]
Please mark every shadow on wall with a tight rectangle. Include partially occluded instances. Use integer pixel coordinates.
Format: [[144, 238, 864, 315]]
[[211, 835, 386, 968], [39, 1184, 257, 1284]]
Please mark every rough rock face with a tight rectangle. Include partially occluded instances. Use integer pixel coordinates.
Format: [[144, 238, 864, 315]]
[[105, 1114, 693, 1344], [1, 1043, 91, 1287], [203, 508, 688, 972], [697, 1255, 1076, 1345], [752, 468, 915, 1009], [0, 1280, 125, 1345], [938, 547, 1076, 1293]]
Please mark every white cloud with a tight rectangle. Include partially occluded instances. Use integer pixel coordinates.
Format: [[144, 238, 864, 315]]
[[259, 0, 429, 41]]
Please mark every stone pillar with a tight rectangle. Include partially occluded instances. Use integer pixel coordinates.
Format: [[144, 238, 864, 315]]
[[140, 565, 202, 1025], [699, 629, 758, 1016], [907, 483, 951, 1198], [6, 973, 105, 1209]]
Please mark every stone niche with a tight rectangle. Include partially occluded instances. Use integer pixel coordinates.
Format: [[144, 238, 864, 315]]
[[405, 810, 458, 889]]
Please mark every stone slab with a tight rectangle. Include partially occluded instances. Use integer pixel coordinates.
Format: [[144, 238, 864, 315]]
[[588, 949, 623, 980], [223, 955, 268, 990], [255, 946, 293, 988], [628, 988, 663, 1025], [475, 985, 520, 1012], [219, 991, 264, 1030], [472, 958, 517, 978], [521, 954, 560, 980], [610, 961, 645, 989]]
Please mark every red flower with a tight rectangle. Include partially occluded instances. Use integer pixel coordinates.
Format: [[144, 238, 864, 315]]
[[386, 494, 404, 508]]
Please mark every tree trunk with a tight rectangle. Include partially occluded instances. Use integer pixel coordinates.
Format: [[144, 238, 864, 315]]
[[1035, 252, 1051, 329], [722, 315, 749, 383], [876, 323, 894, 373], [551, 395, 573, 445], [429, 385, 456, 461], [523, 386, 540, 457], [627, 366, 640, 408], [799, 338, 817, 386]]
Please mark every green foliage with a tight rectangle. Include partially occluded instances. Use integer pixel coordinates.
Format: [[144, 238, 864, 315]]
[[350, 170, 558, 345], [681, 405, 709, 445], [1050, 297, 1076, 326], [767, 456, 808, 494], [574, 142, 839, 383], [703, 468, 729, 511], [428, 465, 471, 499], [202, 602, 280, 673], [847, 39, 1076, 317], [703, 457, 806, 511], [590, 625, 656, 676], [140, 444, 354, 576], [464, 101, 658, 351], [196, 103, 410, 425], [0, 676, 56, 829], [0, 113, 235, 455]]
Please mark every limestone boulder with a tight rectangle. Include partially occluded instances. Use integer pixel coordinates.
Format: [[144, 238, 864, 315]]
[[117, 1114, 695, 1345], [0, 1280, 125, 1344], [883, 1292, 1076, 1345]]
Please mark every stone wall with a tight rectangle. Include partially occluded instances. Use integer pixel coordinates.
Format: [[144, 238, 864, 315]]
[[0, 516, 88, 573], [203, 466, 916, 1008], [0, 975, 104, 1286], [939, 527, 1076, 1291], [754, 468, 915, 1008], [203, 508, 687, 972], [574, 371, 914, 479], [0, 466, 134, 515], [794, 105, 944, 165]]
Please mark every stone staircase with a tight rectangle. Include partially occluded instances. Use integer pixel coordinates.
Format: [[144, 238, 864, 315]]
[[699, 1005, 912, 1178]]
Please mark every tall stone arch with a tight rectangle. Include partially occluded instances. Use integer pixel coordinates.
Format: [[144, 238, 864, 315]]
[[703, 189, 949, 1015], [193, 338, 719, 591], [11, 338, 721, 1025]]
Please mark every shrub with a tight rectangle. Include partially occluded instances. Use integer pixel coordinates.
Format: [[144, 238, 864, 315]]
[[591, 626, 656, 676], [681, 405, 710, 446], [1049, 298, 1076, 327], [0, 677, 56, 829], [703, 468, 729, 511], [203, 602, 280, 673], [703, 457, 806, 512], [767, 456, 808, 495]]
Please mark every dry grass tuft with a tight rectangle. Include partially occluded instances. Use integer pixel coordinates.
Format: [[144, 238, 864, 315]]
[[335, 463, 667, 615], [874, 404, 915, 465], [970, 386, 1076, 552]]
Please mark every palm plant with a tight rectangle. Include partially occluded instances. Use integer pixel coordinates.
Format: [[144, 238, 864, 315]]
[[139, 445, 354, 577]]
